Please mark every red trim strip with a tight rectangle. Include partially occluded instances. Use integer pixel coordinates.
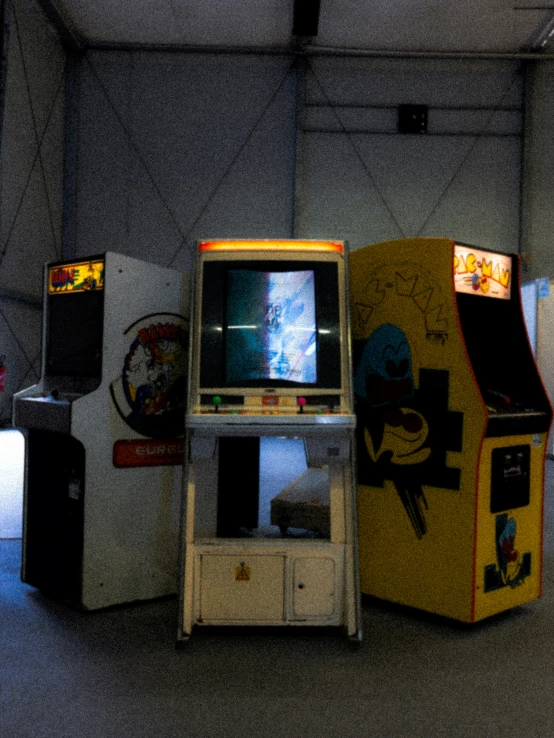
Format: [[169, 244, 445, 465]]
[[113, 439, 185, 468], [447, 240, 489, 623]]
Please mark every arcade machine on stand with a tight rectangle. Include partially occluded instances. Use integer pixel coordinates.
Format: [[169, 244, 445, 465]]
[[178, 239, 361, 641], [350, 238, 551, 623], [13, 253, 188, 610]]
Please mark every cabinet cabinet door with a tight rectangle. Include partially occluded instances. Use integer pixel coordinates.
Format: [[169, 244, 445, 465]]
[[292, 557, 336, 618], [199, 554, 285, 622]]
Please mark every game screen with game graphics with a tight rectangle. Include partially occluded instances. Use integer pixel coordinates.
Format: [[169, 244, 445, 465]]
[[225, 269, 317, 384], [199, 260, 342, 390]]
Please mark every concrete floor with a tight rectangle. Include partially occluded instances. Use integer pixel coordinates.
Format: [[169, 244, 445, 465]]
[[2, 462, 554, 738]]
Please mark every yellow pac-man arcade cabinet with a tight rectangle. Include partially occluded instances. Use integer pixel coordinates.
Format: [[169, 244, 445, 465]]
[[350, 238, 552, 622]]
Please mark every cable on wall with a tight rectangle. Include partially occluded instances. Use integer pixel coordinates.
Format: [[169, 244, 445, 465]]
[[10, 2, 61, 260], [0, 63, 65, 273], [84, 53, 190, 260], [0, 307, 39, 377], [12, 348, 40, 391], [0, 0, 65, 424], [85, 53, 296, 269], [305, 58, 407, 240], [167, 59, 297, 267], [0, 306, 39, 423], [415, 65, 525, 237]]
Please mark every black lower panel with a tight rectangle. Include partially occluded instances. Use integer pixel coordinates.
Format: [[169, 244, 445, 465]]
[[217, 437, 260, 536], [490, 444, 530, 513], [24, 430, 85, 603]]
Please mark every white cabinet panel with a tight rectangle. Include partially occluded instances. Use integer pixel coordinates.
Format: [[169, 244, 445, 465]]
[[199, 554, 285, 622], [292, 557, 336, 618]]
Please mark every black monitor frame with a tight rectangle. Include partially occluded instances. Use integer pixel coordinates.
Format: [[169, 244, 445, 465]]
[[198, 259, 343, 392], [44, 255, 105, 383]]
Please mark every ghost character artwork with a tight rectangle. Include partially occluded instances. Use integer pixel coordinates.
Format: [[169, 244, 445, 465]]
[[484, 514, 531, 592], [354, 324, 430, 538], [354, 323, 463, 539]]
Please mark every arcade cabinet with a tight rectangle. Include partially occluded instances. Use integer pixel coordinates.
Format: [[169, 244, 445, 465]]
[[13, 253, 188, 610], [350, 238, 551, 623], [178, 239, 361, 641], [521, 277, 554, 457]]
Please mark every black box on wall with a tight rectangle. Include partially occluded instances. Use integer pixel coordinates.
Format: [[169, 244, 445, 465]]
[[398, 104, 428, 134]]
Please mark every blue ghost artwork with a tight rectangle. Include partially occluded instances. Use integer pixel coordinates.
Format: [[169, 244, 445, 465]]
[[354, 324, 414, 407], [354, 324, 431, 538], [354, 320, 464, 540]]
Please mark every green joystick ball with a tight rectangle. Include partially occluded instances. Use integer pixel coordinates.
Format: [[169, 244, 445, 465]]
[[212, 395, 222, 413]]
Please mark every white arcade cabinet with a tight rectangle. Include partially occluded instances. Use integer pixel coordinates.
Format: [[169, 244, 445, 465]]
[[522, 277, 554, 457], [13, 253, 188, 609], [178, 239, 361, 642]]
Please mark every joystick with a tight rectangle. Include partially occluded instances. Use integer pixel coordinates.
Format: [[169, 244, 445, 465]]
[[212, 395, 222, 413], [297, 396, 306, 414]]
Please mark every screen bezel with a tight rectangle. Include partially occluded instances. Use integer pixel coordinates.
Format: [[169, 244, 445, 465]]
[[44, 255, 105, 380], [45, 290, 105, 378], [198, 259, 342, 391], [225, 267, 318, 385]]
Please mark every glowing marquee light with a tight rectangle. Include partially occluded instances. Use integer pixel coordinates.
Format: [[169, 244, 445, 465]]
[[453, 244, 512, 300], [48, 259, 105, 294], [198, 240, 344, 254]]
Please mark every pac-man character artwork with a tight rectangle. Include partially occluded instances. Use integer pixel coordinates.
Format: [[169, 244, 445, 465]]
[[484, 513, 531, 592], [354, 323, 464, 539]]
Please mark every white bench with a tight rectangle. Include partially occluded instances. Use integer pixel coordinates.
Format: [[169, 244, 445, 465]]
[[270, 467, 330, 536]]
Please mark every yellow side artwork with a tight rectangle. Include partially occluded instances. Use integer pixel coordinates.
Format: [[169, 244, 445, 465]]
[[351, 238, 487, 621], [473, 434, 546, 621]]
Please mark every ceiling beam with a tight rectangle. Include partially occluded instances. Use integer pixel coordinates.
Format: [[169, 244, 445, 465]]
[[85, 41, 554, 61]]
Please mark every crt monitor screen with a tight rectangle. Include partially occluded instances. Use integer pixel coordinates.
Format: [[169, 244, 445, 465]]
[[199, 260, 341, 390], [226, 268, 317, 384], [45, 257, 105, 378], [45, 290, 104, 377]]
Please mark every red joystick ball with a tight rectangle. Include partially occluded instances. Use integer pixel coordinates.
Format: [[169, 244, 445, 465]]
[[297, 397, 307, 413]]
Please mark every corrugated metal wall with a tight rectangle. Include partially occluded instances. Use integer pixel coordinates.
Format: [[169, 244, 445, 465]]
[[4, 1, 554, 421], [0, 0, 65, 424]]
